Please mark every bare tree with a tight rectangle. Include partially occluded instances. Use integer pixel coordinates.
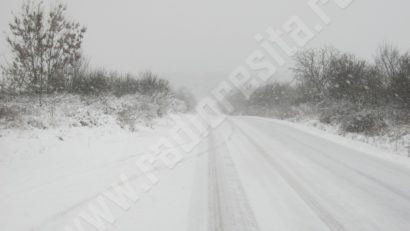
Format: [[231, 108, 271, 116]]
[[375, 44, 401, 85], [292, 47, 339, 101], [375, 44, 410, 107], [2, 1, 86, 105], [326, 53, 367, 101]]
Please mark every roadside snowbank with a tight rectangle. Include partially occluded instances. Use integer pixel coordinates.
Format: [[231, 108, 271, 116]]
[[0, 94, 189, 131], [246, 116, 410, 169], [291, 118, 410, 157]]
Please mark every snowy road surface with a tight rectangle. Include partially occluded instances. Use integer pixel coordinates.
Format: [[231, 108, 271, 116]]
[[1, 116, 410, 230], [223, 117, 410, 230]]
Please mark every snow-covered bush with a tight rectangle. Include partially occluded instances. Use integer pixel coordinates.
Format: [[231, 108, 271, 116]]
[[0, 105, 19, 121], [0, 92, 190, 131], [0, 105, 24, 128], [115, 96, 158, 131], [318, 100, 357, 124], [340, 111, 387, 135]]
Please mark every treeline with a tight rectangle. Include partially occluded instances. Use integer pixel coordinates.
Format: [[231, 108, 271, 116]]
[[1, 63, 197, 109], [3, 59, 173, 97], [229, 44, 410, 135], [71, 66, 170, 97]]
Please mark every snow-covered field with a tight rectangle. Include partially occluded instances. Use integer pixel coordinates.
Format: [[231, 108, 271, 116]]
[[0, 115, 195, 230]]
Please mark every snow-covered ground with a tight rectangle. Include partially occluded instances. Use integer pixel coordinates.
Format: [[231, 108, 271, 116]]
[[229, 117, 410, 230], [1, 115, 410, 231], [0, 115, 202, 231]]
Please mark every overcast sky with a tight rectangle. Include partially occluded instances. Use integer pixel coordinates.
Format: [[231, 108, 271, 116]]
[[1, 0, 409, 97]]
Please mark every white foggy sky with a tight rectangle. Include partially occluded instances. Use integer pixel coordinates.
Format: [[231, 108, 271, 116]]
[[1, 0, 410, 96]]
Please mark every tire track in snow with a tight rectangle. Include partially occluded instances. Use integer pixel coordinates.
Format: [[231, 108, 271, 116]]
[[236, 126, 346, 231], [34, 125, 237, 231], [271, 125, 410, 203], [208, 130, 259, 231]]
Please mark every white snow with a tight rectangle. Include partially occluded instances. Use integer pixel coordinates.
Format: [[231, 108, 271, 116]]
[[283, 116, 410, 157], [1, 115, 410, 230], [0, 114, 201, 231], [229, 116, 410, 230]]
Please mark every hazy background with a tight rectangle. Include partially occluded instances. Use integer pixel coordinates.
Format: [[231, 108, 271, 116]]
[[1, 0, 409, 97]]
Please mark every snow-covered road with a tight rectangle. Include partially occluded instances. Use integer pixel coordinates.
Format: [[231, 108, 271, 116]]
[[1, 116, 410, 230], [221, 117, 410, 231]]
